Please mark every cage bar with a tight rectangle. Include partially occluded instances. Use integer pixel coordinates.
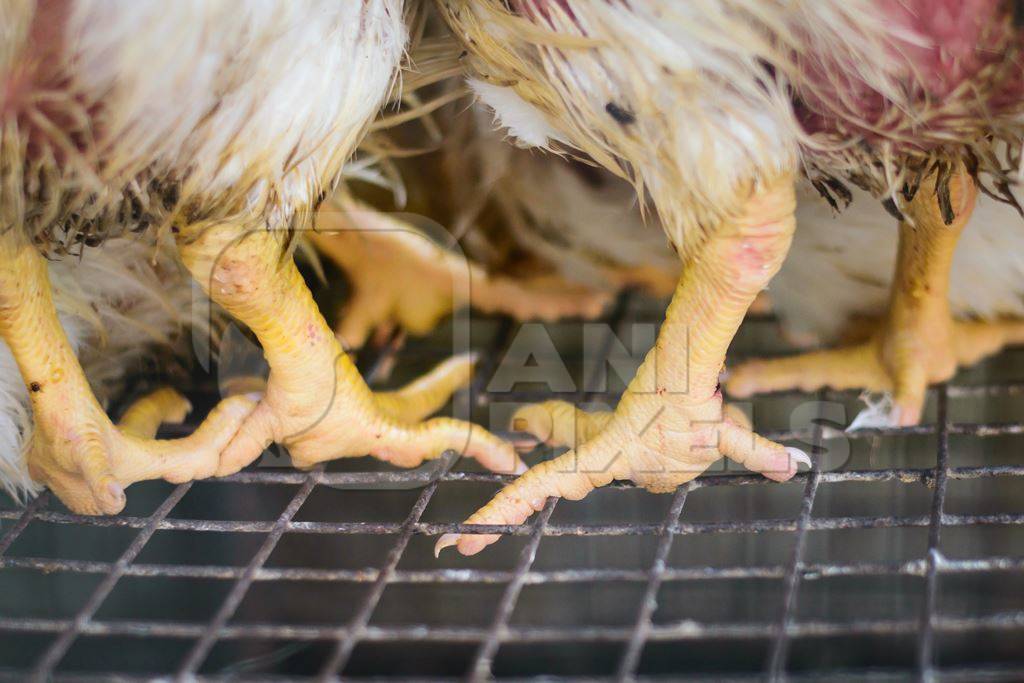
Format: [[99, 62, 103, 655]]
[[2, 294, 1024, 680]]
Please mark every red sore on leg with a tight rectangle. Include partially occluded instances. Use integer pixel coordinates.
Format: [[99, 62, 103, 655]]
[[723, 188, 797, 291]]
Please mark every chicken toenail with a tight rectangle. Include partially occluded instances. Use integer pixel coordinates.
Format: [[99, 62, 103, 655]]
[[786, 447, 812, 471], [434, 533, 460, 558]]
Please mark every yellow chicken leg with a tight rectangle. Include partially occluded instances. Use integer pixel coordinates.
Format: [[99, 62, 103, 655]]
[[176, 220, 524, 477], [512, 400, 752, 450], [0, 230, 256, 515], [311, 199, 610, 349], [727, 167, 1024, 426], [437, 176, 809, 556]]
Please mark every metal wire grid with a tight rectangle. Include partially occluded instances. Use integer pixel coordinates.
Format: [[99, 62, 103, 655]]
[[0, 293, 1023, 680]]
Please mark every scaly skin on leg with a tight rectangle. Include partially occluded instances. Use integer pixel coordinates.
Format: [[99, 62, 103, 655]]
[[727, 168, 1024, 426], [437, 176, 809, 556], [311, 201, 610, 349], [176, 221, 524, 476], [0, 230, 256, 514], [512, 400, 752, 450]]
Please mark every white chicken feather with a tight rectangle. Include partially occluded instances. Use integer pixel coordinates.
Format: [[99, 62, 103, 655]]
[[4, 0, 406, 240], [469, 110, 678, 293]]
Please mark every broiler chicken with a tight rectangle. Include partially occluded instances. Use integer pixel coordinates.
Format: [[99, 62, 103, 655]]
[[433, 0, 1024, 555], [729, 181, 1024, 427], [724, 3, 1024, 426], [0, 0, 520, 514], [403, 113, 1024, 431]]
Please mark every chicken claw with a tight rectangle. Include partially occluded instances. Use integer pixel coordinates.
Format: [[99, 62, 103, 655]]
[[311, 199, 610, 349], [727, 318, 1024, 427], [26, 393, 256, 515], [1, 232, 256, 514], [438, 390, 808, 556], [177, 220, 524, 477], [727, 167, 1023, 426], [438, 176, 808, 556], [218, 350, 521, 474]]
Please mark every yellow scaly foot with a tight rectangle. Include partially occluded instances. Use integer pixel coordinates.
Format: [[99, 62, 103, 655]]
[[1, 232, 255, 514], [176, 219, 524, 477], [436, 176, 809, 556]]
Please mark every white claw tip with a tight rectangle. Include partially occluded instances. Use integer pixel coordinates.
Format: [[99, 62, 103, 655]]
[[786, 447, 812, 471], [513, 459, 529, 475], [434, 533, 460, 558]]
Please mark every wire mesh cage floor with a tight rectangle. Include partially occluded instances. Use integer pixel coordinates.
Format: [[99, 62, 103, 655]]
[[3, 291, 1024, 681]]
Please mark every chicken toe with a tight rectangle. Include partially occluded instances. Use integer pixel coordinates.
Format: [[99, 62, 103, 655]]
[[511, 399, 752, 451], [510, 401, 613, 450], [117, 388, 193, 439], [311, 199, 610, 349]]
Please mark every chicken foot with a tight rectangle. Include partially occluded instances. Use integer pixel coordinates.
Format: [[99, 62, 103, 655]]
[[312, 200, 609, 349], [0, 229, 256, 514], [727, 167, 1024, 426], [512, 401, 751, 450], [437, 176, 809, 556], [176, 220, 523, 476]]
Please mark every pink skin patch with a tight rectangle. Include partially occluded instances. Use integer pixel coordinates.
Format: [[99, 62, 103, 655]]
[[733, 236, 773, 271], [722, 229, 788, 291], [510, 0, 580, 29], [2, 0, 67, 118], [796, 0, 1024, 148], [880, 0, 1005, 96], [4, 0, 102, 166]]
